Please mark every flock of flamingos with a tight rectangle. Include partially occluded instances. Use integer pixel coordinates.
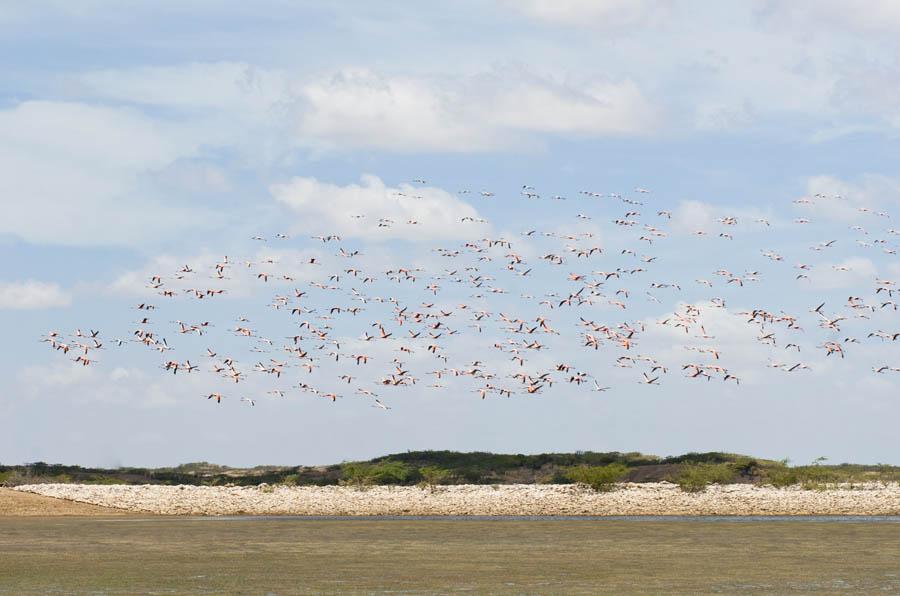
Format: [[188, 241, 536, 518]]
[[41, 182, 899, 409]]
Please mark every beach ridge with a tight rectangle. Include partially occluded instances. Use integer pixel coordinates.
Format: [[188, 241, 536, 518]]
[[14, 482, 900, 516]]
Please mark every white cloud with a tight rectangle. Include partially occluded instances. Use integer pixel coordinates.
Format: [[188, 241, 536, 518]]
[[297, 69, 495, 152], [18, 362, 184, 409], [149, 161, 233, 194], [297, 68, 658, 151], [693, 101, 757, 133], [108, 247, 326, 299], [109, 252, 226, 297], [74, 63, 659, 154], [13, 5, 900, 145], [76, 62, 304, 168], [798, 174, 900, 223], [668, 200, 774, 235], [486, 74, 657, 136], [670, 200, 718, 234], [0, 100, 215, 246], [0, 280, 71, 310], [807, 257, 878, 290], [77, 62, 287, 114], [759, 1, 900, 35], [0, 100, 178, 169], [271, 174, 489, 241], [639, 302, 772, 382], [508, 0, 671, 29]]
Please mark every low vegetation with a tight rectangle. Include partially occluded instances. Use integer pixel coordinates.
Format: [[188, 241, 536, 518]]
[[671, 463, 738, 493], [417, 465, 454, 489], [2, 451, 898, 492], [564, 464, 629, 492], [339, 460, 417, 487]]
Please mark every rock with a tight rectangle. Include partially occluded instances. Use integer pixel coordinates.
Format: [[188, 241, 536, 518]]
[[12, 483, 900, 516]]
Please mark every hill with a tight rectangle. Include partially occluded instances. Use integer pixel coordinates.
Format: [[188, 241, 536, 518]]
[[2, 451, 898, 491]]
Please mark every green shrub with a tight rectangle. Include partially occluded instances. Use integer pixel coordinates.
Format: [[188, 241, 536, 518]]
[[875, 464, 900, 486], [0, 471, 30, 486], [338, 463, 368, 487], [763, 465, 799, 488], [339, 460, 416, 487], [564, 464, 628, 492], [417, 466, 451, 489], [82, 476, 122, 485], [674, 463, 736, 493], [370, 460, 415, 484], [762, 463, 840, 490], [796, 466, 839, 490]]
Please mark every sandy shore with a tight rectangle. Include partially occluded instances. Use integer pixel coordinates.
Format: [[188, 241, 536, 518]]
[[12, 482, 900, 516], [0, 487, 131, 516]]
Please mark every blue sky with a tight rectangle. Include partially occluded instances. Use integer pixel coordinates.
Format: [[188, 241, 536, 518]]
[[2, 1, 899, 467]]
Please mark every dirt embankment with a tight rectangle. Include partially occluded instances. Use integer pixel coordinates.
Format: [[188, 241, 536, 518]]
[[12, 483, 900, 516], [0, 487, 131, 516]]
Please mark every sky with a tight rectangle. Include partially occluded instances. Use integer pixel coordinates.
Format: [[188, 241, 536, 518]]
[[2, 0, 900, 467]]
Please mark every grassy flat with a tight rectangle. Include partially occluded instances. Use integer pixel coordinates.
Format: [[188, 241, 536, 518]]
[[1, 517, 898, 594]]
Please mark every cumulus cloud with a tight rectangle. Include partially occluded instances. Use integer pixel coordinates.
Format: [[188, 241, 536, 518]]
[[669, 200, 774, 235], [636, 301, 846, 387], [639, 302, 771, 381], [108, 247, 327, 299], [0, 100, 217, 246], [74, 63, 659, 154], [14, 4, 900, 146], [670, 200, 718, 234], [297, 68, 658, 151], [797, 174, 900, 223], [271, 174, 490, 241], [0, 280, 71, 310], [806, 257, 878, 290], [109, 252, 227, 297], [297, 69, 494, 152]]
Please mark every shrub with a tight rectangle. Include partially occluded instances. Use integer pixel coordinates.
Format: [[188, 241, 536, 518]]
[[875, 464, 900, 486], [674, 463, 736, 493], [417, 466, 451, 489], [763, 465, 798, 488], [368, 460, 415, 484], [339, 460, 416, 487], [82, 476, 121, 485], [762, 462, 840, 490], [338, 463, 371, 487], [0, 470, 44, 487], [564, 464, 628, 492], [796, 466, 839, 490]]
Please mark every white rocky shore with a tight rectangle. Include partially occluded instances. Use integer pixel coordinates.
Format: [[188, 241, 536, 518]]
[[14, 482, 900, 516]]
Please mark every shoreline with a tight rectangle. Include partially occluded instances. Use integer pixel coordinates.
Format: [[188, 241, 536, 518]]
[[13, 482, 900, 517]]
